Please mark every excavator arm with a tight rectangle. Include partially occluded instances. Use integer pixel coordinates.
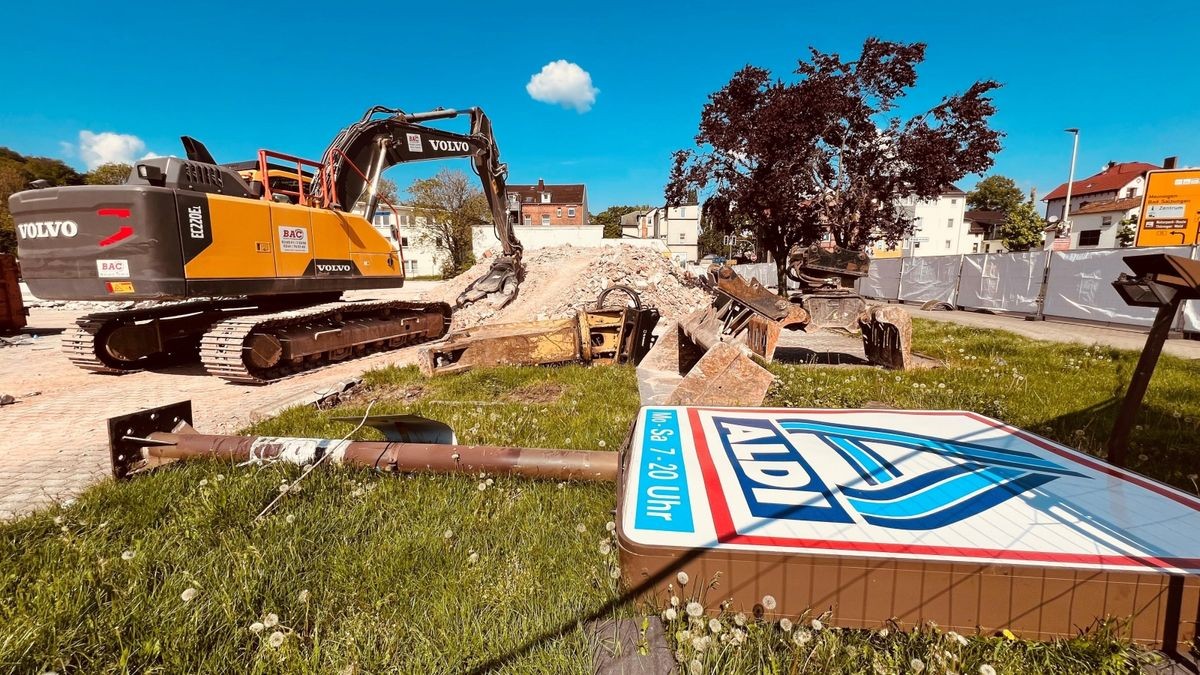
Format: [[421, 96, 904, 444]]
[[314, 106, 523, 307]]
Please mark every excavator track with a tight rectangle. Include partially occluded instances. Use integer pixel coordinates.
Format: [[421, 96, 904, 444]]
[[199, 300, 451, 384]]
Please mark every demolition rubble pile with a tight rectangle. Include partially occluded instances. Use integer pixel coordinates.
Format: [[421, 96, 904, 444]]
[[427, 244, 712, 331]]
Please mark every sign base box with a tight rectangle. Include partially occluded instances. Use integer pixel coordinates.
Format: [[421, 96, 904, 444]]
[[617, 407, 1200, 650]]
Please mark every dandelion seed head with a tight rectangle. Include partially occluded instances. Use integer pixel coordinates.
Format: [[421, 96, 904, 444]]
[[485, 478, 494, 487], [734, 612, 746, 626], [708, 618, 722, 634], [477, 482, 487, 491], [468, 551, 479, 564], [780, 618, 793, 631], [979, 665, 996, 675], [198, 479, 208, 488], [910, 658, 925, 673], [249, 621, 265, 634], [576, 523, 586, 533], [670, 595, 679, 607], [609, 567, 621, 579], [793, 629, 812, 645], [810, 618, 823, 631], [606, 521, 616, 532], [121, 550, 135, 561], [599, 542, 612, 555], [686, 601, 704, 618], [268, 631, 285, 648], [762, 594, 777, 610], [264, 613, 279, 628], [285, 514, 295, 524], [298, 589, 310, 604], [181, 587, 198, 603], [676, 571, 689, 585], [663, 607, 678, 621], [443, 529, 454, 539], [598, 440, 606, 448], [688, 659, 703, 675]]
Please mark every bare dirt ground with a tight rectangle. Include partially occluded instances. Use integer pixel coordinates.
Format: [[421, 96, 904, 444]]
[[0, 282, 442, 519]]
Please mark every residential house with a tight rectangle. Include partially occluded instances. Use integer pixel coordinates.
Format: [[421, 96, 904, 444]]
[[963, 210, 1008, 254], [370, 205, 456, 277], [1042, 160, 1164, 221], [872, 186, 971, 257], [1061, 197, 1140, 249], [622, 203, 700, 263], [506, 179, 589, 227]]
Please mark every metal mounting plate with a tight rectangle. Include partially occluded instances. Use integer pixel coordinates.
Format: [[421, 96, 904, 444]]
[[107, 400, 193, 479]]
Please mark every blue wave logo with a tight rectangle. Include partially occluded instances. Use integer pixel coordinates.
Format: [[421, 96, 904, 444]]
[[712, 416, 1085, 531]]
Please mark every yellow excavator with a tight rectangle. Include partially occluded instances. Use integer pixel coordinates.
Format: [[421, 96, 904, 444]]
[[8, 106, 523, 383]]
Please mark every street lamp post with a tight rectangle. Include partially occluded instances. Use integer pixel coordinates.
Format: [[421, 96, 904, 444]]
[[1060, 128, 1080, 239]]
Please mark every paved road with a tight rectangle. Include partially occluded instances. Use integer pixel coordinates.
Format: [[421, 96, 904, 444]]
[[895, 305, 1200, 359], [0, 283, 442, 519]]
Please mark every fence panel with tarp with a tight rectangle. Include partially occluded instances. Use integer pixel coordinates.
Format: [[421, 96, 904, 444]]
[[898, 255, 963, 305], [956, 251, 1047, 314], [1043, 246, 1193, 327], [859, 257, 902, 300]]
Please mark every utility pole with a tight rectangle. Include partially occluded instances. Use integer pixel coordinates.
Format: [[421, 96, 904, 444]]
[[1060, 129, 1080, 237]]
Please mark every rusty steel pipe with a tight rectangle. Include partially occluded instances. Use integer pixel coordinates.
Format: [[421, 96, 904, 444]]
[[141, 432, 619, 482]]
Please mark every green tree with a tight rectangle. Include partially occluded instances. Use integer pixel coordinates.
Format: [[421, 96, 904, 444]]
[[1116, 216, 1137, 248], [85, 162, 132, 185], [967, 175, 1023, 213], [591, 204, 652, 239], [407, 169, 486, 278], [997, 200, 1045, 252]]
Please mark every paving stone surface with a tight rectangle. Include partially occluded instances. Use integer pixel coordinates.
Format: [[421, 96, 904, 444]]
[[0, 284, 441, 519]]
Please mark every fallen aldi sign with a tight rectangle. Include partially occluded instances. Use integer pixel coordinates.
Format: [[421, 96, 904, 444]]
[[617, 407, 1200, 649]]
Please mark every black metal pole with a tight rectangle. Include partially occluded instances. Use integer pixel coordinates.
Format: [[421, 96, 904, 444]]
[[1106, 295, 1182, 466]]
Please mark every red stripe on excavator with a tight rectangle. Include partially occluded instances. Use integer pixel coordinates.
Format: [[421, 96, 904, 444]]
[[98, 208, 131, 218], [99, 226, 134, 247]]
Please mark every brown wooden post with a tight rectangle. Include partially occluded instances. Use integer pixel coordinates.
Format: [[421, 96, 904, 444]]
[[1106, 294, 1182, 466]]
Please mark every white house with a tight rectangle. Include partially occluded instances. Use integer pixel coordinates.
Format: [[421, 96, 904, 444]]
[[370, 206, 453, 278], [641, 204, 700, 264], [1062, 197, 1140, 249], [1042, 161, 1160, 221], [873, 186, 972, 257]]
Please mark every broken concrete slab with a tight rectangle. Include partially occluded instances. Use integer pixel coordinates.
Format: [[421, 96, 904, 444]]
[[665, 342, 775, 406]]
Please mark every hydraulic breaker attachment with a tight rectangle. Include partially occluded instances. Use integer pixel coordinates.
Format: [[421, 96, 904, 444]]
[[859, 305, 914, 371], [418, 287, 660, 376], [692, 265, 809, 360]]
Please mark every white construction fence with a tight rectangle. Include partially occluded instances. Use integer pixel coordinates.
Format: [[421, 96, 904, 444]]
[[855, 246, 1200, 332]]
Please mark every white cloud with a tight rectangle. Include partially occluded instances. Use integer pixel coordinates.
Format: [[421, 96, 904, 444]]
[[74, 131, 157, 169], [526, 60, 599, 113]]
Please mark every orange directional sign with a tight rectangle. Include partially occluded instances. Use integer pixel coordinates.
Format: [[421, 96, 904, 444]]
[[1137, 168, 1200, 247]]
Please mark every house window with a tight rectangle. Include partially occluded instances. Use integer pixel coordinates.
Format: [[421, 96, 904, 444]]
[[950, 199, 957, 205], [1101, 216, 1113, 227], [972, 242, 979, 253], [568, 207, 576, 218], [944, 240, 951, 249], [1126, 187, 1137, 198], [556, 207, 562, 218], [678, 232, 685, 241], [373, 213, 389, 225], [541, 214, 550, 226], [400, 237, 409, 247], [406, 260, 418, 274], [523, 214, 531, 226], [541, 192, 551, 203], [914, 242, 921, 249], [947, 218, 954, 228], [1078, 230, 1101, 247], [679, 206, 687, 218]]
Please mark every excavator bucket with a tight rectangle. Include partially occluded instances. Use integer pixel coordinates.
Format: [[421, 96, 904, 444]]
[[859, 305, 914, 370], [456, 255, 522, 309]]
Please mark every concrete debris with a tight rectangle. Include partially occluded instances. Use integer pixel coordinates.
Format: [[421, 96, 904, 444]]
[[426, 245, 710, 331]]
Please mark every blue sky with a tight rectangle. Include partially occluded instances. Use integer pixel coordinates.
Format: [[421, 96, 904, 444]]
[[4, 1, 1199, 211]]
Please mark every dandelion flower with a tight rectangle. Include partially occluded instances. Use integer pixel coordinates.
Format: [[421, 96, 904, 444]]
[[663, 607, 678, 621], [575, 523, 586, 533], [181, 587, 198, 603], [121, 550, 135, 561], [686, 602, 704, 618], [762, 595, 777, 611], [676, 571, 689, 586], [793, 629, 812, 645], [979, 666, 996, 675], [298, 589, 310, 604], [708, 618, 722, 634], [810, 618, 822, 631], [606, 521, 616, 532], [264, 613, 279, 628], [734, 612, 746, 626], [249, 621, 265, 634], [780, 618, 793, 631], [268, 631, 286, 648], [910, 658, 925, 673]]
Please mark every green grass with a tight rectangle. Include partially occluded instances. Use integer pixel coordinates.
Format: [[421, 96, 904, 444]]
[[1, 320, 1197, 673]]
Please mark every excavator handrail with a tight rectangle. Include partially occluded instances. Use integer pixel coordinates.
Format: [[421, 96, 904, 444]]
[[256, 149, 327, 207]]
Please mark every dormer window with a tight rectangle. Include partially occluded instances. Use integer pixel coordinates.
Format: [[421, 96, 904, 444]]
[[540, 192, 551, 203]]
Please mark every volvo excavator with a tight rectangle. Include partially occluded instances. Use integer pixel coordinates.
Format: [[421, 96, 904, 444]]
[[9, 106, 523, 383]]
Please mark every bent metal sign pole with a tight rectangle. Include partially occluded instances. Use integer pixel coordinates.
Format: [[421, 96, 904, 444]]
[[109, 401, 1200, 652]]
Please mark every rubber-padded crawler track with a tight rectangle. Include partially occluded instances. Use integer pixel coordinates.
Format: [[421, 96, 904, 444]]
[[199, 300, 451, 384]]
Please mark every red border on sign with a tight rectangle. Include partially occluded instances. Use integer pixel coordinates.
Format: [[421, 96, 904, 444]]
[[687, 408, 1200, 571]]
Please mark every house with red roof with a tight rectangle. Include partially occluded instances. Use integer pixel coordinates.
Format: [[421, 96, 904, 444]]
[[1042, 160, 1168, 221]]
